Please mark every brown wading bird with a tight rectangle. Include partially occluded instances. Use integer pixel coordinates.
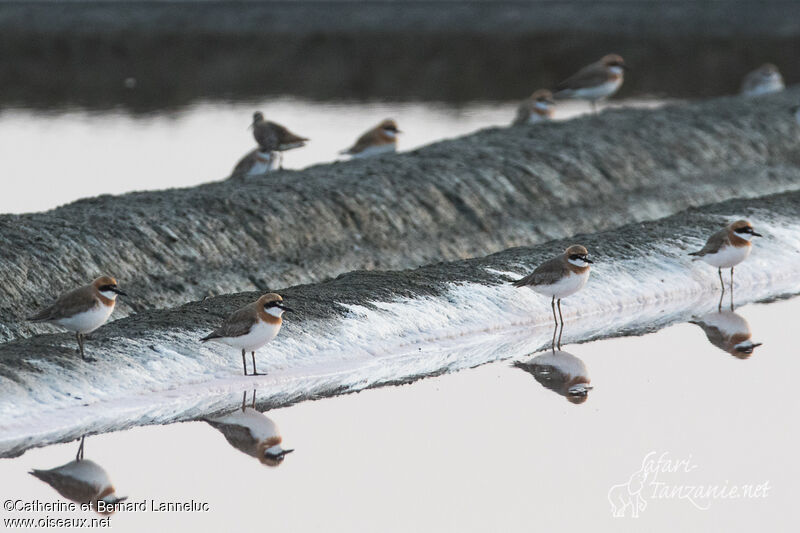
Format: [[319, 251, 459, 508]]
[[205, 390, 294, 466], [230, 147, 278, 178], [340, 119, 401, 158], [200, 293, 293, 376], [512, 89, 556, 125], [27, 276, 127, 361], [740, 63, 784, 97], [514, 349, 592, 404], [250, 111, 308, 169], [554, 54, 627, 113], [688, 220, 761, 308], [30, 436, 127, 514], [512, 245, 593, 350], [690, 310, 762, 359]]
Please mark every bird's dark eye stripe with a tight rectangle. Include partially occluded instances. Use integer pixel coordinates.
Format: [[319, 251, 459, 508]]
[[99, 284, 117, 291]]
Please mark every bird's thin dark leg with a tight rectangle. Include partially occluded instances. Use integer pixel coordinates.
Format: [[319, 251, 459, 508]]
[[241, 391, 247, 412], [551, 297, 558, 327], [75, 332, 81, 356], [730, 267, 735, 310], [241, 349, 248, 376], [251, 390, 256, 409], [718, 268, 725, 294], [557, 299, 564, 350], [76, 436, 85, 461], [717, 289, 724, 312], [251, 352, 264, 376]]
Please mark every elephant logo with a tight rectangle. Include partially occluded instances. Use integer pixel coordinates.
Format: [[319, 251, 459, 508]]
[[608, 460, 652, 517]]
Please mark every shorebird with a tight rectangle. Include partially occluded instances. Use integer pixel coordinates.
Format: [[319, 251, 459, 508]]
[[200, 293, 293, 376], [690, 310, 762, 359], [740, 64, 784, 97], [206, 391, 294, 466], [250, 112, 308, 169], [30, 436, 126, 513], [512, 89, 556, 125], [689, 220, 761, 300], [340, 119, 400, 158], [554, 54, 627, 113], [27, 276, 126, 361], [231, 148, 278, 178], [514, 350, 592, 404], [512, 245, 593, 348]]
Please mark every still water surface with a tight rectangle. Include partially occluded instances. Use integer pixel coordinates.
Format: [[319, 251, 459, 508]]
[[0, 98, 664, 214], [1, 297, 795, 532]]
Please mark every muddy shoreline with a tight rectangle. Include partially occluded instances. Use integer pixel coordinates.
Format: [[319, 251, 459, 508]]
[[2, 88, 800, 341], [1, 189, 799, 457]]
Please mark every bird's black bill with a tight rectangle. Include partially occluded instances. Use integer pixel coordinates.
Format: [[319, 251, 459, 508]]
[[752, 231, 763, 237], [583, 258, 594, 264], [112, 288, 128, 296], [277, 304, 294, 312]]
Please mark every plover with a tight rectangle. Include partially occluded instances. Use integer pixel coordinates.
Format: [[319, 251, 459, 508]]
[[27, 276, 126, 361], [231, 148, 278, 178], [740, 64, 784, 97], [200, 293, 293, 376], [690, 310, 762, 359], [206, 391, 293, 466], [250, 112, 308, 169], [554, 54, 627, 113], [514, 350, 592, 404], [512, 89, 556, 125], [689, 220, 761, 295], [512, 245, 593, 348], [340, 119, 401, 158], [30, 436, 126, 513]]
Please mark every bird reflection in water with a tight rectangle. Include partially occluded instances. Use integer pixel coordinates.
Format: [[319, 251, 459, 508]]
[[515, 348, 592, 404], [205, 391, 293, 467], [690, 307, 762, 359], [29, 436, 127, 514]]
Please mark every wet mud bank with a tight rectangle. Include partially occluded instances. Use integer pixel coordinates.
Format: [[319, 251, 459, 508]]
[[1, 89, 800, 342], [1, 189, 799, 456]]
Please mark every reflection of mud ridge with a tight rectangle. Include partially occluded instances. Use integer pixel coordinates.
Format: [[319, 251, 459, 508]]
[[3, 89, 800, 342], [2, 2, 800, 110]]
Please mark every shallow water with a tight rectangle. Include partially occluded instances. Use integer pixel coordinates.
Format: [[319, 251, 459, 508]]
[[0, 98, 664, 214], [0, 296, 796, 531]]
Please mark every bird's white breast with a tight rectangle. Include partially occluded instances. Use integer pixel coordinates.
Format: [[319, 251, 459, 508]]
[[700, 244, 751, 268], [55, 303, 114, 334], [570, 78, 622, 101], [743, 79, 784, 97], [51, 460, 111, 491], [218, 319, 282, 351], [248, 153, 278, 175], [696, 311, 750, 338], [525, 112, 549, 124], [533, 270, 590, 299], [351, 143, 396, 159], [211, 408, 280, 442]]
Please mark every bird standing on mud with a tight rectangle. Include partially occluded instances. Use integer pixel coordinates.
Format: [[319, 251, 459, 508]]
[[200, 293, 293, 376], [250, 112, 308, 169], [512, 89, 556, 125], [689, 220, 761, 301], [27, 276, 127, 361], [340, 119, 401, 158], [740, 63, 784, 97], [512, 245, 593, 349], [554, 54, 627, 113]]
